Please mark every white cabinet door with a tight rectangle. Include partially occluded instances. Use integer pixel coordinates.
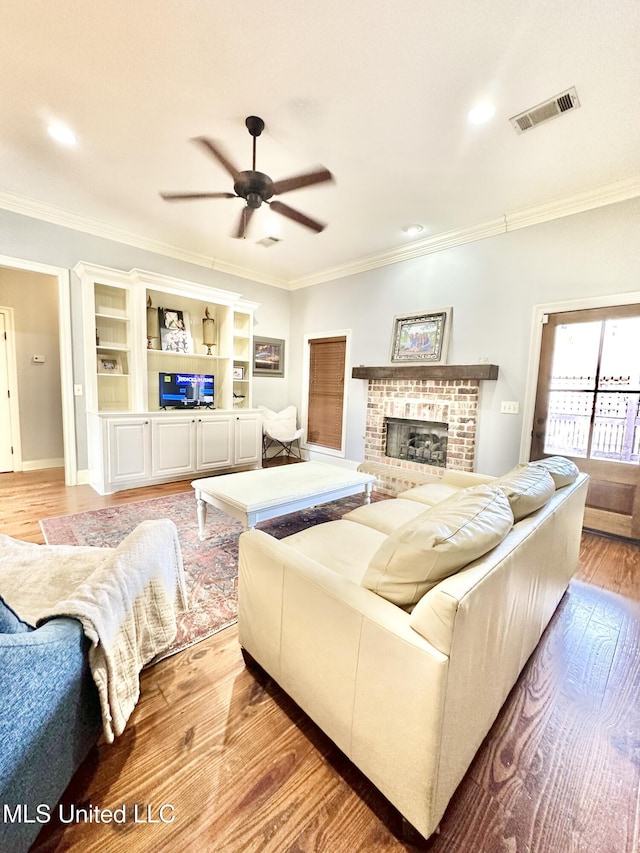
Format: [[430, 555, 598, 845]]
[[107, 419, 151, 484], [152, 417, 196, 477], [234, 414, 261, 466], [196, 415, 233, 470]]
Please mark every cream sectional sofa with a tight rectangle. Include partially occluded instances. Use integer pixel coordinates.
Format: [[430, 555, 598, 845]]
[[237, 458, 588, 841]]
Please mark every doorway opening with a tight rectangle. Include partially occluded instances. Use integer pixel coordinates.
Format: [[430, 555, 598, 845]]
[[0, 256, 76, 484]]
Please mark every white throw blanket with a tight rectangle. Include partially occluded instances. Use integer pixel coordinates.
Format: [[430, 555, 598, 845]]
[[0, 520, 187, 743]]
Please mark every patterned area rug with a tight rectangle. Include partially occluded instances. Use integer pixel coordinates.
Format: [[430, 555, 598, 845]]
[[40, 490, 379, 661]]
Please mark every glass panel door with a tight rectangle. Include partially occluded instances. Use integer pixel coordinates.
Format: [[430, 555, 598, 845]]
[[544, 317, 640, 464], [545, 321, 600, 458], [532, 304, 640, 539]]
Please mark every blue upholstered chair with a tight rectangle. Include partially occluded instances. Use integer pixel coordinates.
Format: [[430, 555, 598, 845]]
[[0, 596, 101, 853]]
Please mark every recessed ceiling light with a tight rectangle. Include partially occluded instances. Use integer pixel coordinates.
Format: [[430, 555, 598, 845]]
[[468, 102, 496, 125], [402, 224, 424, 236], [47, 124, 78, 146]]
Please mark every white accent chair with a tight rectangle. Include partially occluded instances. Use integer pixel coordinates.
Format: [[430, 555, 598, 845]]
[[259, 405, 303, 462]]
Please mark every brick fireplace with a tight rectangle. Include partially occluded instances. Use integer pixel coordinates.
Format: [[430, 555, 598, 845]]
[[352, 364, 498, 495], [365, 378, 478, 473]]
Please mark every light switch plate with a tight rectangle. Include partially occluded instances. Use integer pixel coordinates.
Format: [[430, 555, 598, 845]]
[[500, 401, 519, 414]]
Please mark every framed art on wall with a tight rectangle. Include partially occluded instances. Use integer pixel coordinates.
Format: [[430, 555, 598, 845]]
[[253, 337, 285, 377], [390, 308, 452, 364]]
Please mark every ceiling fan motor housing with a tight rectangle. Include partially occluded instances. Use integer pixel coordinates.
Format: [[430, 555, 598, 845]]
[[234, 170, 274, 207]]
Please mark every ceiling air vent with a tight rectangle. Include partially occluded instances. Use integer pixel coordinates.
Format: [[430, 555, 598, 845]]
[[510, 87, 580, 134], [256, 236, 281, 248]]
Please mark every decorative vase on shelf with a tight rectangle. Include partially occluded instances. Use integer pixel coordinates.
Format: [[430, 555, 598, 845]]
[[146, 295, 159, 349], [203, 307, 216, 355]]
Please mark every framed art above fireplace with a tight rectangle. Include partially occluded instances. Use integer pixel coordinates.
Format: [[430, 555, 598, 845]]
[[390, 308, 452, 364]]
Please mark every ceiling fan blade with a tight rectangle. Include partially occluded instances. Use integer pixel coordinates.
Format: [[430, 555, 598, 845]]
[[160, 191, 236, 201], [271, 168, 334, 196], [270, 200, 326, 233], [232, 206, 255, 239], [192, 136, 241, 180]]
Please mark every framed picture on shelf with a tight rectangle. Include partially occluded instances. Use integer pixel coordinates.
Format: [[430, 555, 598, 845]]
[[232, 365, 245, 380], [97, 354, 123, 374], [390, 308, 452, 364], [159, 307, 194, 354], [253, 337, 285, 377]]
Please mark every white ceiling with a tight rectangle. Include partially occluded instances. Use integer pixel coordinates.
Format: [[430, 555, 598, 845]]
[[2, 0, 639, 288]]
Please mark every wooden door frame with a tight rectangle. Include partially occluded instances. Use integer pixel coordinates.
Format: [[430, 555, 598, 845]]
[[301, 329, 351, 461], [0, 255, 77, 485], [520, 290, 640, 464]]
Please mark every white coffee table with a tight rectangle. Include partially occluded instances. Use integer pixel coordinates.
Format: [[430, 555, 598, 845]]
[[192, 461, 376, 540]]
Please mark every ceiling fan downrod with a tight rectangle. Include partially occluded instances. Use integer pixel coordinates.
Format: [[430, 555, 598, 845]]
[[245, 115, 265, 171]]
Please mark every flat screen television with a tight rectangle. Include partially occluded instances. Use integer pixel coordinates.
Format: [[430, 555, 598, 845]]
[[159, 372, 214, 408]]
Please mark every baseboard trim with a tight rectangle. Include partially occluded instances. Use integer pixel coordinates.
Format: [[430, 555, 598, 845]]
[[303, 450, 360, 470], [21, 458, 65, 471]]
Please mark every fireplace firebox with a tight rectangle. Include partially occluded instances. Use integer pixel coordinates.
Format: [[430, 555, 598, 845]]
[[385, 417, 448, 468]]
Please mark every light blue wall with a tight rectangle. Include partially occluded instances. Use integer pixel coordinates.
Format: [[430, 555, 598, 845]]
[[2, 197, 639, 478], [0, 209, 292, 469], [289, 197, 640, 475]]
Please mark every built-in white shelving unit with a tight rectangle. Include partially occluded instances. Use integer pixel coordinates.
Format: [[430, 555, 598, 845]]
[[76, 263, 263, 494]]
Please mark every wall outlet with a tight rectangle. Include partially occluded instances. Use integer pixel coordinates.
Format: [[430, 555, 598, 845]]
[[500, 401, 519, 414]]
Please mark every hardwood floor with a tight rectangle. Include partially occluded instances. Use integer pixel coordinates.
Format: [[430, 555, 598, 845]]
[[2, 470, 639, 852], [0, 468, 194, 544]]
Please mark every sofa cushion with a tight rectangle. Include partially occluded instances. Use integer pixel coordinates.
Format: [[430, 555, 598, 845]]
[[396, 482, 462, 506], [283, 519, 387, 584], [529, 456, 580, 489], [494, 464, 556, 521], [342, 498, 430, 534], [0, 594, 33, 634], [361, 485, 514, 607]]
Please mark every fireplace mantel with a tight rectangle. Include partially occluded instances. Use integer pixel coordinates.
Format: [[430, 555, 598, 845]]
[[351, 364, 499, 381]]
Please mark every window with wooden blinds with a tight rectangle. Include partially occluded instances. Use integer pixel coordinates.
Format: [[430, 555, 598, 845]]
[[306, 336, 346, 450]]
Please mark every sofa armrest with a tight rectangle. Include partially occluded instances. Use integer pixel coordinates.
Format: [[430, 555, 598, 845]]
[[238, 528, 449, 838], [0, 617, 101, 852], [238, 529, 443, 664]]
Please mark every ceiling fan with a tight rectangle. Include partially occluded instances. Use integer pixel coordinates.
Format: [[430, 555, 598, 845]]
[[160, 116, 334, 239]]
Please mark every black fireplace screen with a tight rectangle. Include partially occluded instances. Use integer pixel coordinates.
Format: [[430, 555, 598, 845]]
[[385, 417, 448, 467]]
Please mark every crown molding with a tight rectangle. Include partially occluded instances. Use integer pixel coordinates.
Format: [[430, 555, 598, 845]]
[[289, 219, 507, 290], [291, 175, 640, 289], [2, 175, 639, 293], [0, 189, 289, 290], [208, 256, 289, 289], [505, 175, 640, 232]]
